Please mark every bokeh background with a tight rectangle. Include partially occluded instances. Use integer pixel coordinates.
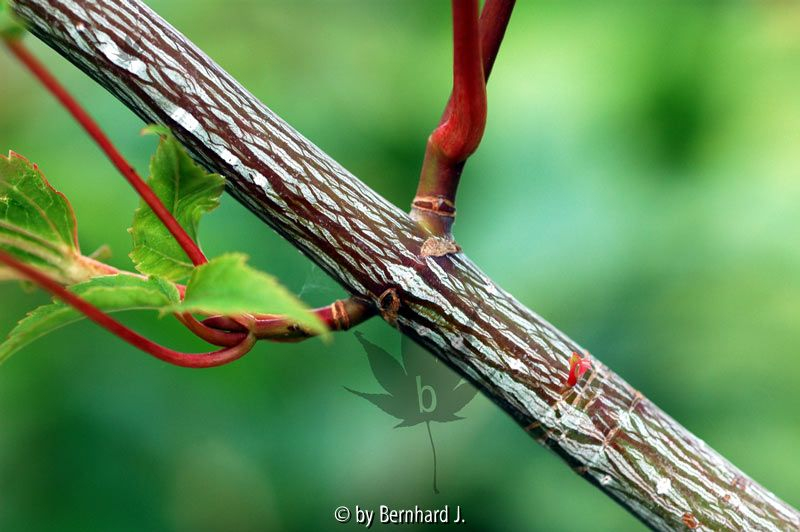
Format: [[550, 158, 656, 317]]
[[2, 1, 800, 530]]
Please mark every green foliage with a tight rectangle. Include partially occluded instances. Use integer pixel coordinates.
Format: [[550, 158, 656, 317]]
[[0, 274, 179, 364], [129, 126, 224, 281], [348, 334, 477, 428], [0, 0, 25, 40], [2, 133, 325, 361], [0, 151, 96, 284], [172, 253, 328, 336]]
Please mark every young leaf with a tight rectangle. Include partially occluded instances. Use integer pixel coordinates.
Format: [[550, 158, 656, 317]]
[[171, 253, 327, 336], [0, 151, 99, 284], [0, 274, 179, 364], [129, 126, 225, 281]]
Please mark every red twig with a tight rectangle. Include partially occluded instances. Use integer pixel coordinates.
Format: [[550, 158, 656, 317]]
[[4, 38, 207, 267], [177, 313, 247, 347], [431, 0, 486, 167], [203, 297, 376, 342], [0, 249, 254, 368], [413, 0, 515, 236], [479, 0, 516, 81]]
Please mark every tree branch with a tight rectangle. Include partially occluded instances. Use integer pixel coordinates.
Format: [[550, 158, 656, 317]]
[[8, 0, 799, 529]]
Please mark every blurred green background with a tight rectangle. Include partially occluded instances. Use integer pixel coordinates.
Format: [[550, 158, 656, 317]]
[[2, 1, 800, 530]]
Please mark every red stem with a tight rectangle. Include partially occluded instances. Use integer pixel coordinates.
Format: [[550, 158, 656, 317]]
[[0, 249, 254, 368], [413, 0, 515, 235], [4, 38, 207, 267], [430, 0, 486, 165], [478, 0, 516, 82], [203, 297, 377, 342], [177, 313, 247, 347]]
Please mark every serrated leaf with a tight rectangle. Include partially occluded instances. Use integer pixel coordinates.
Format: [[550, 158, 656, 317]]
[[129, 127, 224, 281], [0, 151, 99, 284], [0, 0, 25, 40], [0, 274, 179, 364], [170, 253, 327, 336]]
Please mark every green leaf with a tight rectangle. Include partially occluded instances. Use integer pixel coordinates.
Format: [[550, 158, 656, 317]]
[[0, 151, 98, 284], [0, 0, 25, 40], [0, 274, 179, 364], [129, 126, 224, 281], [171, 253, 328, 336]]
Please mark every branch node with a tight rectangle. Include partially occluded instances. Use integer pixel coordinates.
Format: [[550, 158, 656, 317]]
[[420, 236, 461, 258], [412, 195, 456, 218], [377, 288, 401, 326], [330, 299, 350, 330]]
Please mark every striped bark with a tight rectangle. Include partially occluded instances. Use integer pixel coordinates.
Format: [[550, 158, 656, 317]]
[[9, 0, 800, 529]]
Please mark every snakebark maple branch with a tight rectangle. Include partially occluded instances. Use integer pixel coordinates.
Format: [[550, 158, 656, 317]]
[[8, 1, 799, 530]]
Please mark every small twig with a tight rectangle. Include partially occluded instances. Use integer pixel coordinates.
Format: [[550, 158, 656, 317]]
[[413, 0, 484, 236], [202, 297, 376, 342], [478, 0, 516, 81], [176, 313, 247, 347], [0, 249, 255, 368], [412, 0, 515, 236]]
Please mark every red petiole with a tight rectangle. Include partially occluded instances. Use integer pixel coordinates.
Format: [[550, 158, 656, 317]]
[[2, 37, 267, 354], [478, 0, 516, 83], [0, 249, 255, 368]]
